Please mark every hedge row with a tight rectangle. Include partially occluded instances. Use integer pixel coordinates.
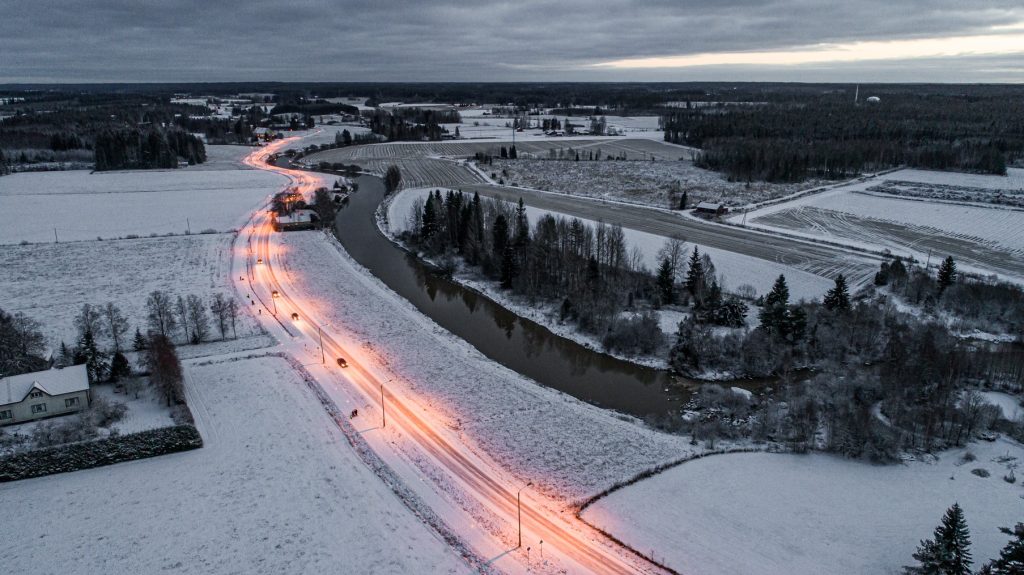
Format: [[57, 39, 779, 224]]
[[0, 424, 203, 482]]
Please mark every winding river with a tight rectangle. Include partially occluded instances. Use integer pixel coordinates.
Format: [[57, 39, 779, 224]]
[[332, 174, 694, 418]]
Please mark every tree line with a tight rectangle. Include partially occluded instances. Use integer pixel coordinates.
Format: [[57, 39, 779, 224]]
[[404, 190, 666, 353], [663, 96, 1022, 182], [368, 108, 460, 142], [94, 127, 206, 171]]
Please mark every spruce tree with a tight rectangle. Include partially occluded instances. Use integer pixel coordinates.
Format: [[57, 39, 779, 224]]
[[685, 246, 705, 299], [109, 351, 132, 382], [76, 328, 109, 384], [905, 503, 972, 575], [823, 274, 851, 311], [656, 257, 675, 305], [937, 256, 957, 295], [759, 274, 791, 334], [981, 523, 1024, 574], [132, 327, 148, 351]]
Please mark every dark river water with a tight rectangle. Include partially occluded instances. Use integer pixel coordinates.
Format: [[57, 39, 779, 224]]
[[332, 175, 694, 418]]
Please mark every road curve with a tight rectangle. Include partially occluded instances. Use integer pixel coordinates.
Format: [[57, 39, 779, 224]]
[[239, 138, 672, 575]]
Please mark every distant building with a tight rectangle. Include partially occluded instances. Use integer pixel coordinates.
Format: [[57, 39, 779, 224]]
[[694, 201, 727, 217], [272, 209, 318, 231], [0, 365, 91, 426]]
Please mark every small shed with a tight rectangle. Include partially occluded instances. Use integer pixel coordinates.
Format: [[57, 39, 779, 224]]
[[694, 201, 727, 217]]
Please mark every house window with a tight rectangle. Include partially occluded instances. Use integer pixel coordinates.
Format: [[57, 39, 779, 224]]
[[31, 403, 47, 414], [65, 397, 80, 408], [0, 410, 11, 420], [30, 390, 43, 399]]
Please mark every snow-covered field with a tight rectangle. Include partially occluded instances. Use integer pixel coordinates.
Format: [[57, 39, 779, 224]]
[[981, 391, 1023, 421], [0, 233, 262, 347], [0, 355, 466, 574], [737, 168, 1024, 280], [583, 440, 1024, 575], [492, 158, 820, 209], [0, 146, 284, 244], [277, 230, 696, 500], [387, 187, 832, 303]]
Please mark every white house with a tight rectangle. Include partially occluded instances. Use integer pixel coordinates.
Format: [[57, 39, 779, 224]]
[[0, 365, 91, 426]]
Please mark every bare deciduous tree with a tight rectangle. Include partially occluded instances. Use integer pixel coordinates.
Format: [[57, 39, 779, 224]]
[[186, 295, 209, 344], [145, 291, 176, 337], [102, 302, 130, 352]]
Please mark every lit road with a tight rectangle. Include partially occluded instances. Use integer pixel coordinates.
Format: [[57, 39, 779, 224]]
[[236, 137, 671, 575]]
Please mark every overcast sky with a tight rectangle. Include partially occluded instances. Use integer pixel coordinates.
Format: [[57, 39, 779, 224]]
[[2, 0, 1023, 83]]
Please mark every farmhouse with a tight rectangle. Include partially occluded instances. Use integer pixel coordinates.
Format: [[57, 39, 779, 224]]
[[694, 201, 727, 217], [272, 208, 318, 231], [0, 365, 91, 426]]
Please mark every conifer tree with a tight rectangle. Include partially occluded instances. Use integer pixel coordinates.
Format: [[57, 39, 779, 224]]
[[759, 274, 791, 333], [132, 327, 148, 351], [823, 274, 851, 311], [656, 257, 675, 304], [905, 503, 972, 575], [980, 523, 1024, 574], [685, 246, 705, 299], [937, 256, 957, 295], [76, 328, 109, 383]]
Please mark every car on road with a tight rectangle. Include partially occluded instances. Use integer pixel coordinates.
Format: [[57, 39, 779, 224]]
[[272, 290, 280, 298], [336, 357, 349, 368], [256, 257, 263, 264], [290, 312, 299, 321]]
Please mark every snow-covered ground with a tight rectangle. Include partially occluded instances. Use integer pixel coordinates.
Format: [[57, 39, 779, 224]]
[[387, 187, 832, 303], [981, 391, 1023, 421], [583, 439, 1024, 575], [0, 233, 262, 348], [0, 145, 284, 244], [276, 230, 696, 501], [736, 168, 1024, 281], [492, 158, 820, 209], [0, 355, 467, 574]]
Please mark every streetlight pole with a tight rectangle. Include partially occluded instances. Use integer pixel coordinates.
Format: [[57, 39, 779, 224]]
[[272, 296, 277, 316], [518, 481, 533, 548], [380, 384, 386, 428], [318, 325, 324, 364]]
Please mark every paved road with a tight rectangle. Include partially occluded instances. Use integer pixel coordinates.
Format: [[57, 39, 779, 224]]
[[247, 138, 671, 575]]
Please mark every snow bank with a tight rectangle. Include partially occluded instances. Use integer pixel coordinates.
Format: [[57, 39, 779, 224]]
[[583, 441, 1024, 575]]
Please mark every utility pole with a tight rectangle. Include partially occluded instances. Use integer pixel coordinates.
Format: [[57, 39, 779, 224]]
[[380, 384, 386, 428], [54, 227, 59, 243], [186, 218, 191, 235], [518, 481, 533, 548], [318, 325, 324, 364]]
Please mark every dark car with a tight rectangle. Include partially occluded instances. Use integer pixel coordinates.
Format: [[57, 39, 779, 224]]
[[336, 357, 349, 368], [290, 312, 299, 321]]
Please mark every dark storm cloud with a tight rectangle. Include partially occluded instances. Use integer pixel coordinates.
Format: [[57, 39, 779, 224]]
[[1, 0, 1022, 82]]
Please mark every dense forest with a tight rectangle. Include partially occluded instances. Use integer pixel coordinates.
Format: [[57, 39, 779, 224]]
[[93, 127, 206, 171], [0, 94, 211, 171], [367, 108, 460, 141], [663, 95, 1023, 182]]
